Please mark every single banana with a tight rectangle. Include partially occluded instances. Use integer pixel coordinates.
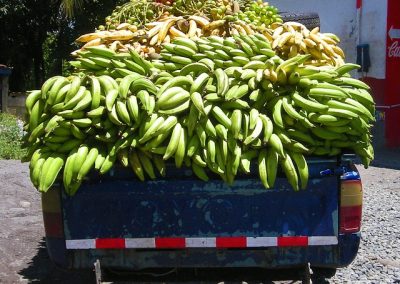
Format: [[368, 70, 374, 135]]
[[290, 152, 309, 190], [212, 106, 231, 129], [129, 150, 145, 181], [280, 154, 300, 191], [258, 150, 269, 189], [215, 69, 229, 97], [77, 147, 99, 181], [272, 98, 284, 129], [192, 163, 209, 181], [268, 133, 285, 157], [174, 128, 186, 168], [163, 123, 183, 160]]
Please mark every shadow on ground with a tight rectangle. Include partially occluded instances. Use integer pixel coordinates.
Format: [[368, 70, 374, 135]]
[[18, 239, 93, 284]]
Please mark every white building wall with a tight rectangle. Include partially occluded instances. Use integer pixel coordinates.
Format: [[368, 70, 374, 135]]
[[269, 0, 387, 79], [359, 1, 388, 79]]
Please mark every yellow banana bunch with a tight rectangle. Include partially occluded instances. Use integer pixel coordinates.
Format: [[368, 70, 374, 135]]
[[266, 23, 345, 67]]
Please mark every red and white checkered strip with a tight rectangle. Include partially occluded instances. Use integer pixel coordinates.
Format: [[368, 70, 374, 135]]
[[65, 236, 338, 249]]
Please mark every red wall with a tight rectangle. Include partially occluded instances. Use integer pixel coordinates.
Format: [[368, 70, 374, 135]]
[[384, 0, 400, 147], [363, 77, 386, 106]]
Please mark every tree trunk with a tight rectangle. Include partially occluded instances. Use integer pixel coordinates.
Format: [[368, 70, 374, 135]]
[[33, 46, 44, 88]]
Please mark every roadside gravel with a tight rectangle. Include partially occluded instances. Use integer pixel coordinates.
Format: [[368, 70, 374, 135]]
[[0, 147, 399, 283]]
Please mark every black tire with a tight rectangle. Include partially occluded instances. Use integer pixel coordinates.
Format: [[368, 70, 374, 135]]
[[311, 267, 337, 281], [280, 12, 320, 30]]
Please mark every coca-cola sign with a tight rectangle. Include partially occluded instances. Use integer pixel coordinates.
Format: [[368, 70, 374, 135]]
[[388, 41, 400, 58], [385, 0, 400, 147]]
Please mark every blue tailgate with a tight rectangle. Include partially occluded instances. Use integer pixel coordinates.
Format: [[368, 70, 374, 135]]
[[63, 158, 338, 240], [54, 157, 354, 270]]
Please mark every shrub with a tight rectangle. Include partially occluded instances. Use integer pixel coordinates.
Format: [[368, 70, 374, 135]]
[[0, 112, 26, 159]]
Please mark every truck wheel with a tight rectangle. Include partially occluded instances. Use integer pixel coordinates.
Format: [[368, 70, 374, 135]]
[[280, 12, 320, 30]]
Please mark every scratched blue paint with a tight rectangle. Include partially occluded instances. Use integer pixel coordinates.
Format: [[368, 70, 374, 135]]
[[62, 176, 338, 239], [62, 158, 340, 240]]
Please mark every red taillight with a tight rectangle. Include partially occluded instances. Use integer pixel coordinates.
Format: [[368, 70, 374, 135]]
[[340, 180, 363, 233], [340, 205, 362, 233]]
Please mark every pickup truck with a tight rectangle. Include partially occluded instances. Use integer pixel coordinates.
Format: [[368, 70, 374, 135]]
[[40, 153, 363, 283]]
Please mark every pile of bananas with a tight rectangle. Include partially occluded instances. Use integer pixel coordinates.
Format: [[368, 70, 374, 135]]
[[236, 0, 282, 28], [75, 8, 338, 67], [76, 28, 138, 47], [171, 0, 229, 19], [75, 0, 282, 57], [142, 15, 262, 42], [150, 35, 374, 167], [101, 0, 168, 30], [70, 46, 153, 77], [265, 23, 345, 67], [24, 35, 375, 195], [74, 14, 259, 57], [104, 0, 280, 24]]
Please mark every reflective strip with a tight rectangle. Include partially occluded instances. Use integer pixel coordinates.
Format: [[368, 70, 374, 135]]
[[246, 237, 277, 247], [155, 237, 185, 248], [278, 236, 308, 247], [308, 236, 338, 246], [216, 237, 246, 248], [66, 239, 95, 249], [185, 237, 216, 248], [65, 236, 338, 249], [125, 238, 155, 248], [96, 238, 125, 249]]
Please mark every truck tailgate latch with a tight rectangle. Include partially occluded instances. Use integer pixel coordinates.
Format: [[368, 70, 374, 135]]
[[320, 167, 346, 176]]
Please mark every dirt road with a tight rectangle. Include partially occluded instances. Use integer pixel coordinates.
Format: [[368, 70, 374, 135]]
[[0, 161, 93, 284], [0, 147, 399, 283]]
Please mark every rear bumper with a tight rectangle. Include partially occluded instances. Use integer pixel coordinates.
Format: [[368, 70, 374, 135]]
[[46, 233, 360, 270]]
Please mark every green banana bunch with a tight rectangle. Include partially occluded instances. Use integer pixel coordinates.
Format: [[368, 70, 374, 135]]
[[24, 33, 376, 195], [73, 46, 153, 78]]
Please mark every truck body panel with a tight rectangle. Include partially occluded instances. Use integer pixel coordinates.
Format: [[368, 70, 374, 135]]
[[41, 156, 361, 271]]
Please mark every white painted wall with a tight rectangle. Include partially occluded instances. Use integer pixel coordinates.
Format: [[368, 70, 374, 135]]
[[269, 0, 388, 79], [359, 0, 388, 79]]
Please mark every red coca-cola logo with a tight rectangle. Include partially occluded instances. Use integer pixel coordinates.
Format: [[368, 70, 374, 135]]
[[388, 41, 400, 58]]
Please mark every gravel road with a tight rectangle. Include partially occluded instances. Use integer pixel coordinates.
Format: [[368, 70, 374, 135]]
[[0, 147, 399, 283]]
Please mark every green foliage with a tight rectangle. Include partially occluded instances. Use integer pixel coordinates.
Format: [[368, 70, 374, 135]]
[[104, 0, 166, 29], [0, 0, 61, 90], [0, 0, 126, 91], [62, 60, 76, 77], [0, 113, 26, 160], [61, 0, 84, 18], [43, 33, 60, 79]]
